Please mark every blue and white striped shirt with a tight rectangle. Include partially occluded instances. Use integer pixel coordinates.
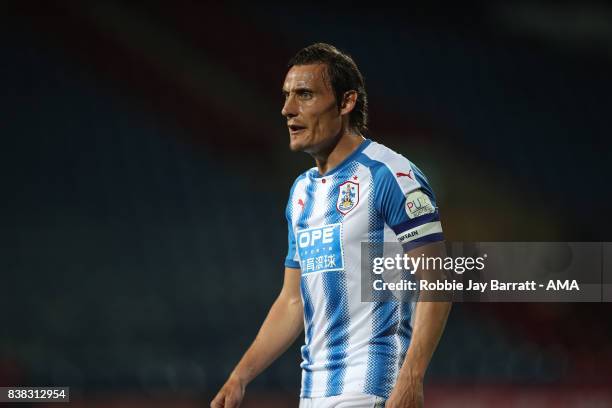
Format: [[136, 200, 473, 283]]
[[285, 139, 444, 399]]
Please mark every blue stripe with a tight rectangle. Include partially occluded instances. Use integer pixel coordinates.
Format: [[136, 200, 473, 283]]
[[363, 161, 399, 398], [390, 212, 440, 236], [300, 277, 315, 397], [322, 271, 350, 396], [322, 162, 358, 396], [401, 232, 445, 252], [296, 175, 317, 397]]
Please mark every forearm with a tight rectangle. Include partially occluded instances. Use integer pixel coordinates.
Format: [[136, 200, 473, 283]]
[[230, 293, 304, 385], [398, 301, 451, 381]]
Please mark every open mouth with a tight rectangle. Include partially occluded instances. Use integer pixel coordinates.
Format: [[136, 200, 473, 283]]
[[288, 124, 306, 134]]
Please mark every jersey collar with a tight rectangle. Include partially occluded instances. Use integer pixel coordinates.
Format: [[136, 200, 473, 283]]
[[310, 138, 372, 178]]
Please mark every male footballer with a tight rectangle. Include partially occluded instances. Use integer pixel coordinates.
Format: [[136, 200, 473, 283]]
[[211, 43, 451, 408]]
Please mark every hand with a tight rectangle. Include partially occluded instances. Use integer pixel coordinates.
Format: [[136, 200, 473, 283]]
[[385, 376, 423, 408], [210, 375, 246, 408]]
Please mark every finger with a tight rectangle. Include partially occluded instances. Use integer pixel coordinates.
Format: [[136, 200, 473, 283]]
[[210, 394, 224, 408], [225, 396, 237, 408]]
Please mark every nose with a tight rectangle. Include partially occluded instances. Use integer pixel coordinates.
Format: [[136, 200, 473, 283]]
[[281, 94, 297, 118]]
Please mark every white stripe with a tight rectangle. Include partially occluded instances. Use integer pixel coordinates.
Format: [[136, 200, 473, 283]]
[[397, 221, 442, 243], [303, 178, 331, 396], [340, 164, 376, 393]]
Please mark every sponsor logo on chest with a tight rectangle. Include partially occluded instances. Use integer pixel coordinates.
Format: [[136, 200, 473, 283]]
[[296, 223, 344, 275]]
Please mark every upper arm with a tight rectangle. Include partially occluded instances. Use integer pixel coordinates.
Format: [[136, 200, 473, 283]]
[[373, 160, 444, 251], [405, 241, 447, 280], [280, 267, 302, 305]]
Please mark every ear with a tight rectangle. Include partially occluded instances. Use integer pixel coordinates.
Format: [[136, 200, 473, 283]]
[[339, 90, 358, 116]]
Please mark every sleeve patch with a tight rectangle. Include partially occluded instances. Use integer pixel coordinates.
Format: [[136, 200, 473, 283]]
[[405, 190, 435, 219]]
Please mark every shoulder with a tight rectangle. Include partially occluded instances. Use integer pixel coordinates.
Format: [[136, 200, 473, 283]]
[[357, 140, 424, 194], [287, 168, 313, 197]]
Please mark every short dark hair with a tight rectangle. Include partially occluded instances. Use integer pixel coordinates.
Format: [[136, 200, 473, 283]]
[[288, 43, 368, 134]]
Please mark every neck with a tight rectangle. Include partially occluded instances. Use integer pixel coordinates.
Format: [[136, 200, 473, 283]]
[[312, 129, 365, 175]]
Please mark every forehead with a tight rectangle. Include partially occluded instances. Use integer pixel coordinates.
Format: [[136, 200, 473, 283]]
[[283, 64, 329, 90]]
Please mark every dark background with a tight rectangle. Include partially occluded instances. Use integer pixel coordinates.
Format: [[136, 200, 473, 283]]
[[1, 1, 611, 406]]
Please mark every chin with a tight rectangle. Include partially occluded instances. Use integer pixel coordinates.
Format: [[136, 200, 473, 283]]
[[288, 139, 302, 152], [289, 144, 302, 153], [289, 135, 310, 152]]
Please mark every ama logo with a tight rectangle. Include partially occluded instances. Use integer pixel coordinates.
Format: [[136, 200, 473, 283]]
[[336, 181, 359, 215]]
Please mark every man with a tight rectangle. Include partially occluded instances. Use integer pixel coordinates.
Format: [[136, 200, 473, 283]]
[[211, 43, 451, 408]]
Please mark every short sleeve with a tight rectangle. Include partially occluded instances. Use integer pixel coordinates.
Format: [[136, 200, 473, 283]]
[[284, 177, 303, 269], [374, 161, 444, 249], [285, 200, 300, 268]]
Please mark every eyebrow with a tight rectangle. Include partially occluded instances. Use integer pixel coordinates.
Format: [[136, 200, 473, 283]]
[[282, 87, 314, 94]]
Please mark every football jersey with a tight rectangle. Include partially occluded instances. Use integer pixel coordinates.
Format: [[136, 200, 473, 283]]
[[285, 139, 444, 399]]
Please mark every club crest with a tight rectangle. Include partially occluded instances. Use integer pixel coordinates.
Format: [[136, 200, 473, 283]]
[[336, 181, 359, 214]]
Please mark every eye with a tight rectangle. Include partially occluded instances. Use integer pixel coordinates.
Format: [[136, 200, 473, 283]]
[[299, 91, 313, 99]]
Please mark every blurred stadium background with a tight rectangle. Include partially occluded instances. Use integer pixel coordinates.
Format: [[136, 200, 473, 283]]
[[1, 1, 611, 406]]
